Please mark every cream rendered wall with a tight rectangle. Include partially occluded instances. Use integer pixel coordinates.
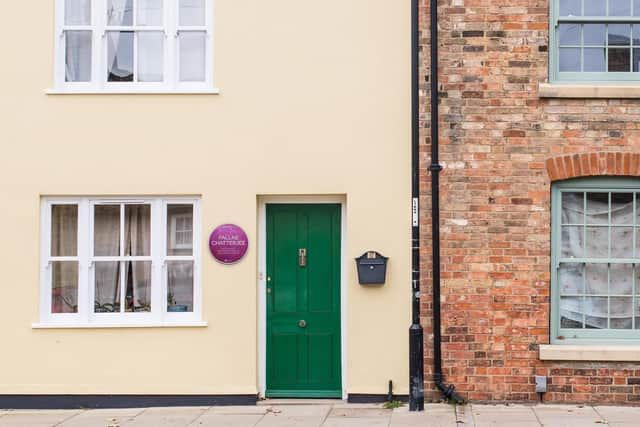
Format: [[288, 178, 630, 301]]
[[0, 0, 411, 395]]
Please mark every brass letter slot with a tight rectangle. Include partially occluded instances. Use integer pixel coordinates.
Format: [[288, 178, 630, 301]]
[[298, 248, 307, 267]]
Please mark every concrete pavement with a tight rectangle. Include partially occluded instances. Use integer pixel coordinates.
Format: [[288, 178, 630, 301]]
[[1, 402, 640, 426]]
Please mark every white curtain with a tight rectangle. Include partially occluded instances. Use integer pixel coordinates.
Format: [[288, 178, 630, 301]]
[[560, 192, 635, 329], [125, 205, 151, 312], [51, 205, 79, 313], [65, 31, 92, 82], [94, 206, 122, 312]]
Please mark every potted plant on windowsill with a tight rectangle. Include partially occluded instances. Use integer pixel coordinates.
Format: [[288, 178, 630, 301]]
[[167, 293, 188, 312]]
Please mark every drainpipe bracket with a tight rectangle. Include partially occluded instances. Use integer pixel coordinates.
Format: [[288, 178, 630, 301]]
[[428, 164, 443, 172]]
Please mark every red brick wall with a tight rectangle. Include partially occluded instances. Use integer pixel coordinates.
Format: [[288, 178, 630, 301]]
[[418, 0, 640, 404]]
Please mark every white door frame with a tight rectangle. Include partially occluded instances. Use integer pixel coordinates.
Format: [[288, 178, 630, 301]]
[[257, 195, 347, 399]]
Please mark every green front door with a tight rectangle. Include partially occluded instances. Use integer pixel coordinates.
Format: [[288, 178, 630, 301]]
[[266, 204, 342, 398]]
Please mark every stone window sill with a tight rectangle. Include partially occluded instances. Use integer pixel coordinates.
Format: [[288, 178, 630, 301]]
[[540, 345, 640, 362], [539, 83, 640, 98]]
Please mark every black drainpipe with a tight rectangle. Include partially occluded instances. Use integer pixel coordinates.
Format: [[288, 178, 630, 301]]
[[409, 0, 425, 413], [427, 0, 465, 405]]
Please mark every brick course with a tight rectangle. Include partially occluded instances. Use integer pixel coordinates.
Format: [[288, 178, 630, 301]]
[[419, 0, 640, 404]]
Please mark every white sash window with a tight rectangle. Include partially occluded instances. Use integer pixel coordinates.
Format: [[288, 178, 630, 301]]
[[53, 0, 215, 93], [38, 197, 203, 328]]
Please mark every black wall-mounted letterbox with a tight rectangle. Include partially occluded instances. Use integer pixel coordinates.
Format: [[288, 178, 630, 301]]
[[355, 251, 388, 285]]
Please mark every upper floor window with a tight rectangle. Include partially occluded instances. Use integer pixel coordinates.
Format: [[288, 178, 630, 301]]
[[54, 0, 214, 93], [552, 0, 640, 83], [552, 177, 640, 343], [39, 197, 202, 327]]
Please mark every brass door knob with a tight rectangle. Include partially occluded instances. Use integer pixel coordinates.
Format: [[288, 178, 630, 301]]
[[298, 320, 307, 328]]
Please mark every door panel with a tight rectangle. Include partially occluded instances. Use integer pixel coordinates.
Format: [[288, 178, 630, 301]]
[[266, 204, 341, 398]]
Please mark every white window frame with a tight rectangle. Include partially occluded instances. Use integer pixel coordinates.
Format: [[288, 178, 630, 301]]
[[52, 0, 217, 94], [37, 196, 204, 328]]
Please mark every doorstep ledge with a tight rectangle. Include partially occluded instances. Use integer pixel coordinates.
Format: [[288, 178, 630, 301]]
[[540, 344, 640, 361], [539, 83, 640, 98]]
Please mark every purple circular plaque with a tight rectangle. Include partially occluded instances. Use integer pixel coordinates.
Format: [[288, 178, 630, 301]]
[[209, 224, 249, 264]]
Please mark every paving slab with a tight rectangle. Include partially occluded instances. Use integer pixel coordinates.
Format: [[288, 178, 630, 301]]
[[255, 414, 326, 427], [122, 406, 208, 426], [471, 404, 539, 426], [189, 413, 265, 427], [59, 408, 145, 427], [533, 405, 604, 427], [0, 410, 80, 426], [328, 407, 391, 418], [323, 416, 390, 427], [209, 406, 268, 415], [253, 406, 331, 427], [390, 405, 457, 427], [265, 405, 332, 417], [594, 406, 640, 427]]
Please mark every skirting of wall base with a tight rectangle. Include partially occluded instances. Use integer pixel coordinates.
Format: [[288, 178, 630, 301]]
[[347, 394, 409, 403], [0, 394, 258, 409]]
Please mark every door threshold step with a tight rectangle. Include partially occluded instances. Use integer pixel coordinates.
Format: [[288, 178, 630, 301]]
[[258, 399, 345, 406]]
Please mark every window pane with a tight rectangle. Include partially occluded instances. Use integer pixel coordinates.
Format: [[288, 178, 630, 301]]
[[52, 261, 78, 314], [125, 261, 151, 312], [562, 192, 584, 224], [65, 0, 91, 25], [561, 226, 584, 258], [609, 47, 631, 71], [167, 205, 194, 255], [635, 0, 640, 15], [635, 48, 640, 71], [559, 24, 581, 45], [610, 0, 632, 15], [94, 205, 121, 256], [179, 32, 206, 81], [584, 48, 606, 71], [95, 261, 121, 312], [611, 227, 633, 258], [107, 31, 134, 82], [611, 263, 633, 294], [65, 31, 92, 82], [609, 24, 632, 45], [611, 297, 632, 328], [560, 0, 582, 15], [125, 205, 151, 256], [585, 0, 607, 15], [108, 0, 133, 26], [559, 263, 584, 294], [559, 47, 581, 71], [586, 193, 609, 224], [179, 0, 206, 26], [51, 205, 78, 257], [167, 261, 194, 312], [611, 193, 634, 224], [584, 24, 606, 45], [137, 0, 163, 26], [585, 297, 608, 328], [585, 227, 609, 257], [560, 297, 584, 328], [586, 263, 608, 294], [138, 32, 164, 82]]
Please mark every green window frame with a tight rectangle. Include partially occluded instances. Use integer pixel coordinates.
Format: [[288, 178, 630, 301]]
[[551, 177, 640, 344], [551, 0, 640, 83]]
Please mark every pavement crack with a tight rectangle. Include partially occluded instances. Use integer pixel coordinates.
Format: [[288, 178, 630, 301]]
[[531, 405, 544, 426], [52, 409, 83, 427]]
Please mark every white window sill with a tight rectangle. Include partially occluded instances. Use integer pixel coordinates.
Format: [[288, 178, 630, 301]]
[[32, 321, 208, 329], [540, 344, 640, 361], [539, 83, 640, 98], [45, 88, 220, 95]]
